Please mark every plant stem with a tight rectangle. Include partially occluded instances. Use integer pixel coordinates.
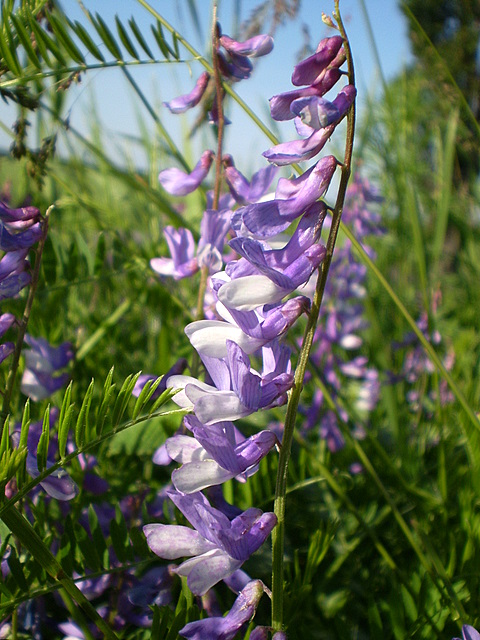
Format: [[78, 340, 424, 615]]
[[0, 208, 51, 440], [271, 4, 356, 631]]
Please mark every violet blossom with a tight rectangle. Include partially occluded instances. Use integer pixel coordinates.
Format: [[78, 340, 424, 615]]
[[159, 150, 215, 196], [20, 334, 74, 402], [144, 490, 276, 595], [178, 579, 266, 639], [151, 209, 231, 280], [454, 626, 480, 640]]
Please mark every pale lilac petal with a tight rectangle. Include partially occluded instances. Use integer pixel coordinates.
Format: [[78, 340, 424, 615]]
[[218, 275, 287, 311], [165, 434, 206, 464], [185, 320, 265, 358], [164, 72, 210, 113], [269, 85, 322, 121], [263, 126, 334, 165], [220, 34, 273, 58], [0, 312, 15, 337], [172, 460, 234, 493], [175, 549, 241, 596], [143, 524, 215, 558], [0, 342, 14, 364], [159, 150, 214, 196]]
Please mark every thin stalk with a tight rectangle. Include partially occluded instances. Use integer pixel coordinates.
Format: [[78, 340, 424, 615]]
[[191, 3, 226, 379], [271, 4, 356, 631], [0, 208, 51, 440]]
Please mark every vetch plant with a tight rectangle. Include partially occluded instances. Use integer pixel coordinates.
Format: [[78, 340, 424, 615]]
[[141, 1, 357, 635]]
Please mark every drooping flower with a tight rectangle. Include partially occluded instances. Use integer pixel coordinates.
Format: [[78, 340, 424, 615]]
[[20, 334, 73, 402], [151, 209, 232, 280], [166, 415, 277, 493], [453, 625, 480, 640], [159, 150, 215, 196], [144, 490, 276, 595], [179, 579, 266, 640], [164, 72, 210, 114]]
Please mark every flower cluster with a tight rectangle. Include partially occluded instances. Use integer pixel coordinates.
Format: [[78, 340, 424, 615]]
[[392, 293, 455, 418], [143, 27, 356, 637], [0, 200, 42, 364], [300, 175, 383, 451]]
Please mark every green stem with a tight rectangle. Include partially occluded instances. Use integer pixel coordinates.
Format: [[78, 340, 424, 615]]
[[271, 4, 356, 631]]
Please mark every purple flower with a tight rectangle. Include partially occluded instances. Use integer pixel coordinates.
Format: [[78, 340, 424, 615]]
[[454, 626, 480, 640], [21, 335, 73, 402], [291, 35, 344, 86], [234, 156, 337, 237], [151, 226, 197, 280], [179, 579, 266, 639], [219, 34, 273, 58], [144, 491, 276, 595], [168, 340, 293, 425], [185, 295, 309, 358], [151, 209, 231, 280], [0, 200, 40, 230], [217, 204, 326, 310], [196, 209, 232, 272], [216, 29, 273, 83], [166, 416, 277, 493], [164, 72, 210, 114], [263, 125, 334, 166], [159, 150, 215, 196], [290, 85, 356, 130], [223, 155, 278, 205]]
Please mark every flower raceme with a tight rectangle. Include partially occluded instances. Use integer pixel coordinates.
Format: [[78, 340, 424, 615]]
[[143, 32, 356, 635]]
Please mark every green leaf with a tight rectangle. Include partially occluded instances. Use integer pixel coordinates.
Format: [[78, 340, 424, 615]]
[[26, 13, 51, 64], [0, 23, 22, 76], [6, 546, 29, 592], [128, 17, 154, 59], [58, 381, 74, 458], [28, 16, 67, 66], [36, 404, 51, 473], [92, 12, 123, 60], [109, 506, 133, 563], [87, 504, 108, 567], [115, 16, 139, 59], [151, 20, 171, 59], [132, 375, 163, 420], [111, 372, 141, 428], [95, 366, 116, 436], [16, 401, 30, 486], [75, 523, 102, 572], [9, 12, 41, 69], [93, 233, 106, 275], [69, 18, 105, 62], [0, 415, 10, 459], [75, 379, 95, 448], [46, 11, 85, 64]]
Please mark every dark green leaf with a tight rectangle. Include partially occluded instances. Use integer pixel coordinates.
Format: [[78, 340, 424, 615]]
[[115, 16, 139, 59], [92, 12, 123, 60], [69, 19, 105, 62], [75, 379, 95, 448], [46, 11, 86, 65], [36, 405, 50, 473], [10, 12, 41, 69], [128, 17, 154, 59]]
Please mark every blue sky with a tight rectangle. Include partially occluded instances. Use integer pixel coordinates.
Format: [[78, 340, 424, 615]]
[[0, 0, 413, 171]]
